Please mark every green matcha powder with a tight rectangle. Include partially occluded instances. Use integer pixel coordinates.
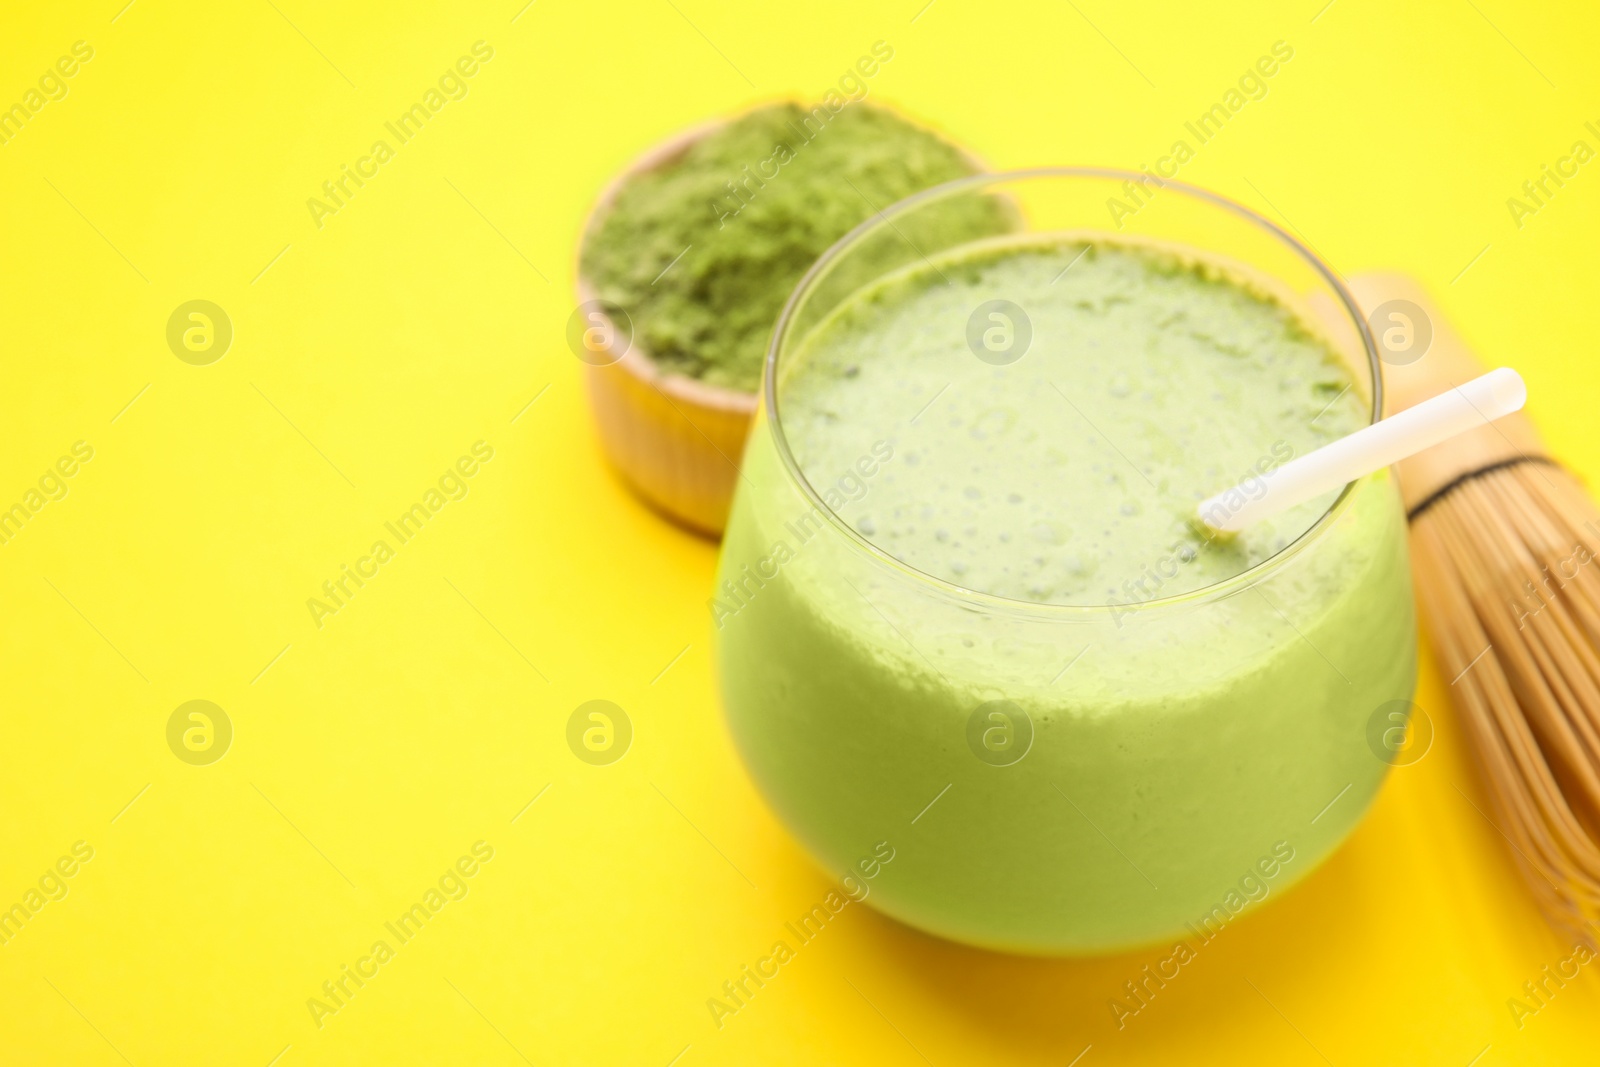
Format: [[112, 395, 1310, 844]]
[[581, 102, 1003, 392]]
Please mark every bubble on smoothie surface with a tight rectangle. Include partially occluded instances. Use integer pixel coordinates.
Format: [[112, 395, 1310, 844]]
[[779, 237, 1367, 605]]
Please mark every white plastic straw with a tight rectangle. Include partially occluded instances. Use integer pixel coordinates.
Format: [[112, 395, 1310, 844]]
[[1197, 367, 1528, 533]]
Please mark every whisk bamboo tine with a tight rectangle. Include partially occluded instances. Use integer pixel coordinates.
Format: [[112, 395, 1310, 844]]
[[1447, 490, 1600, 875]]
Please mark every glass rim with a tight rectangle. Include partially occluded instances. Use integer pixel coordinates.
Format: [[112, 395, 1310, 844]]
[[762, 166, 1385, 619]]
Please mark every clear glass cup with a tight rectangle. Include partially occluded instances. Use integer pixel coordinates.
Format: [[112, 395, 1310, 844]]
[[713, 169, 1416, 955]]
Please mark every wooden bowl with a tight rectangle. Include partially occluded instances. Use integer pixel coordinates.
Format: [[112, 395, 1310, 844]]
[[575, 120, 756, 539]]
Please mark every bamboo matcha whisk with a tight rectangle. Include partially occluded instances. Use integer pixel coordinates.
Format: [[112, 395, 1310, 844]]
[[1349, 273, 1600, 944]]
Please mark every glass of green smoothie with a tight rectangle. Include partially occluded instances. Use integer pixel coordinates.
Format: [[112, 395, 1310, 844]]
[[714, 169, 1416, 955]]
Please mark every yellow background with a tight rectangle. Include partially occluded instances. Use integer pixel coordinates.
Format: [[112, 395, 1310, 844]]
[[3, 0, 1598, 1063]]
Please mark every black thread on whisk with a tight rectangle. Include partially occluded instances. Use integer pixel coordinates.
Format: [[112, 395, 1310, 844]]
[[1406, 455, 1560, 522]]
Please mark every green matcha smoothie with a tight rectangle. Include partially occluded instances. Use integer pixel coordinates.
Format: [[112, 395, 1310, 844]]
[[778, 237, 1368, 605], [715, 229, 1416, 954]]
